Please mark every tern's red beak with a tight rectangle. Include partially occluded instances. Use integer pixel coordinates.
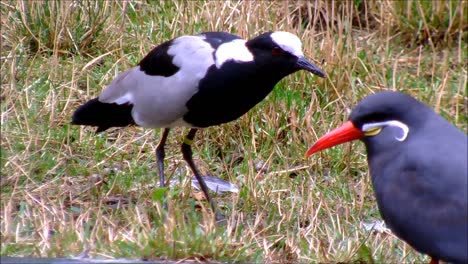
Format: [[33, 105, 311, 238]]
[[305, 121, 363, 157]]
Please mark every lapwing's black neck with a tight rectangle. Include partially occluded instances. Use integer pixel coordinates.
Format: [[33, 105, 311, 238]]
[[183, 61, 294, 128]]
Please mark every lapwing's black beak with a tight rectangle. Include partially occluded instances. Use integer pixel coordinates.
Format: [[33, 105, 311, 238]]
[[305, 121, 363, 157], [296, 56, 326, 78]]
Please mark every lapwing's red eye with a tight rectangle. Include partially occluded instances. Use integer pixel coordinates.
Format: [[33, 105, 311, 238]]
[[272, 47, 282, 56]]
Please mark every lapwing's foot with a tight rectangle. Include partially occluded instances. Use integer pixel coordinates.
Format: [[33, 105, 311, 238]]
[[214, 210, 226, 225]]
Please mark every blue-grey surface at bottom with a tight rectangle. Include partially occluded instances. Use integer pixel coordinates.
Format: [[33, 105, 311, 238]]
[[0, 257, 180, 264]]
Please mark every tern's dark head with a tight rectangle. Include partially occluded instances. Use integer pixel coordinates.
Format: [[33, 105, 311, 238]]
[[246, 31, 325, 78], [349, 91, 430, 131]]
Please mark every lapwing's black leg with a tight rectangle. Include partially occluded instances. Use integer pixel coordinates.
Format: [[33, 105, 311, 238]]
[[156, 128, 170, 208], [181, 128, 224, 222]]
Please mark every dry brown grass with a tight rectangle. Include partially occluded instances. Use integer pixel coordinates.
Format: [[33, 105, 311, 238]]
[[1, 0, 467, 262]]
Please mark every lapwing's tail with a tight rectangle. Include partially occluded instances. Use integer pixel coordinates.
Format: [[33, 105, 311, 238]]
[[72, 98, 135, 133]]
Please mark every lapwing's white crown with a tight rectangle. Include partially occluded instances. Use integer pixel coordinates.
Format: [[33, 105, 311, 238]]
[[270, 31, 304, 57]]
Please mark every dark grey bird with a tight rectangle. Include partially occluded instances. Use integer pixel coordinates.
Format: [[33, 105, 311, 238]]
[[306, 91, 467, 264], [72, 31, 325, 221]]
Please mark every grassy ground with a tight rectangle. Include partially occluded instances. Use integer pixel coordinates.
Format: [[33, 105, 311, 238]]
[[1, 0, 466, 263]]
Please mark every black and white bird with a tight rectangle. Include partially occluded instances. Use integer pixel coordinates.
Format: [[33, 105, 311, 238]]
[[72, 31, 325, 220], [306, 91, 467, 264]]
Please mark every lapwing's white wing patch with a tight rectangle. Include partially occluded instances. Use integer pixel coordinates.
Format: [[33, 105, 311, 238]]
[[270, 31, 304, 57], [215, 39, 254, 68], [168, 35, 215, 79], [98, 35, 215, 128]]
